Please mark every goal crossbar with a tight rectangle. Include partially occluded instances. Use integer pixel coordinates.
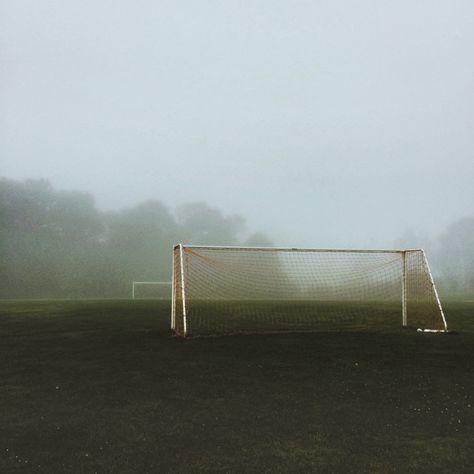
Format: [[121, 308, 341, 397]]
[[181, 245, 423, 253]]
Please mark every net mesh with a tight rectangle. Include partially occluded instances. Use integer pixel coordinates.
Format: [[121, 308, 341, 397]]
[[172, 246, 446, 336]]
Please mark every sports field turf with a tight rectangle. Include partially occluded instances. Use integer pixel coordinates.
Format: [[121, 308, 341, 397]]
[[1, 300, 473, 473], [177, 299, 444, 336]]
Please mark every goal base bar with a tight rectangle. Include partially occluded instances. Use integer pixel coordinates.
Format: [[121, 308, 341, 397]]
[[417, 328, 448, 333]]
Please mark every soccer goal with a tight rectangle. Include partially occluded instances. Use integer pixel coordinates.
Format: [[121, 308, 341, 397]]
[[132, 281, 172, 299], [171, 244, 447, 337]]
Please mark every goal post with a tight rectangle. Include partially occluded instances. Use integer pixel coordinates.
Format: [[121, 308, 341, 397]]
[[171, 245, 447, 337], [132, 281, 172, 299]]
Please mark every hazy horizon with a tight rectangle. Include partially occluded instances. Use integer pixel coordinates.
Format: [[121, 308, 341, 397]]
[[2, 0, 473, 248]]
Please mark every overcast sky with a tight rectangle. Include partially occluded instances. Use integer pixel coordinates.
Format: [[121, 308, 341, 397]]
[[1, 0, 473, 247]]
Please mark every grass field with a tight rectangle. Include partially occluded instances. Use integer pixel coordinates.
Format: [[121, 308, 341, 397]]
[[180, 299, 445, 336], [1, 299, 474, 473]]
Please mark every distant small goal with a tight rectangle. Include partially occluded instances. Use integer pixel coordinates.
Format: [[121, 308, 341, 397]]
[[132, 281, 172, 300], [171, 245, 448, 337]]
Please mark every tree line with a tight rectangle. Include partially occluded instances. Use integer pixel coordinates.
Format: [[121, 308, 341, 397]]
[[395, 219, 474, 297], [0, 178, 271, 298], [0, 177, 472, 298]]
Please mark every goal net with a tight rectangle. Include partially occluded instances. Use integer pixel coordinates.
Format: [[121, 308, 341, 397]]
[[171, 245, 447, 337]]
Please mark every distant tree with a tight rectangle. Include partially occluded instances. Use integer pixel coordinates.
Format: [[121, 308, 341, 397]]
[[436, 217, 474, 295], [106, 200, 178, 292], [244, 232, 273, 247], [393, 228, 435, 255], [176, 202, 245, 245], [0, 178, 103, 297], [0, 178, 269, 298]]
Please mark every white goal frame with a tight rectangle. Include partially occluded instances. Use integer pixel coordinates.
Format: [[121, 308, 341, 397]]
[[171, 245, 447, 337], [132, 281, 172, 299]]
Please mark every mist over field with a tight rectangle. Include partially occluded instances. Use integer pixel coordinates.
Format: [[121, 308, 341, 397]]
[[1, 177, 473, 298], [1, 1, 473, 297], [1, 5, 474, 469]]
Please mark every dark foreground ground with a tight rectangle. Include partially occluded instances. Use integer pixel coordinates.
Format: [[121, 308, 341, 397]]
[[0, 300, 473, 473]]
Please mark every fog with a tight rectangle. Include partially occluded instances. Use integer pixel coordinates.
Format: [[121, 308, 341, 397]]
[[1, 0, 474, 248]]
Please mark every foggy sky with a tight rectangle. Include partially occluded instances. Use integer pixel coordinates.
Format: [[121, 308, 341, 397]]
[[1, 0, 473, 247]]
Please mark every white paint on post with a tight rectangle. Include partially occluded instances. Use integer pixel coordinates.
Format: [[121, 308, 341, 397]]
[[179, 243, 188, 336], [171, 253, 176, 330], [421, 250, 448, 331], [402, 251, 407, 327]]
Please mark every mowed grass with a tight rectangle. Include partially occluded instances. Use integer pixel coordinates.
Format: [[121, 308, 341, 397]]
[[185, 300, 444, 336], [0, 300, 473, 473]]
